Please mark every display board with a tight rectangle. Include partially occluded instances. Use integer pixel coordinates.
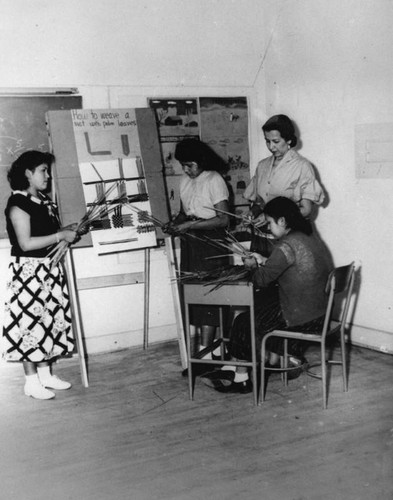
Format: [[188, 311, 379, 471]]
[[0, 95, 82, 239], [46, 108, 169, 252], [149, 96, 251, 230]]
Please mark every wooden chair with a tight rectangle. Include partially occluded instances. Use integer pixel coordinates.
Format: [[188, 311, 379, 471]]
[[260, 263, 356, 409]]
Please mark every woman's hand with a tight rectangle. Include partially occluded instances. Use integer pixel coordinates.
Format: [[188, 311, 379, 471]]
[[252, 213, 266, 228], [243, 205, 265, 227]]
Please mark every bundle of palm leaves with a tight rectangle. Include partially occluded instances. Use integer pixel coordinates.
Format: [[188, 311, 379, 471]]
[[47, 182, 122, 268], [174, 264, 253, 292]]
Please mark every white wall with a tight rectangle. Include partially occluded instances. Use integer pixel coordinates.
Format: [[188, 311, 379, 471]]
[[0, 1, 265, 354], [0, 0, 392, 354], [255, 0, 393, 353], [0, 0, 267, 88]]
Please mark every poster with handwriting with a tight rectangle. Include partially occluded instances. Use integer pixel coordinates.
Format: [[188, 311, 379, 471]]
[[70, 108, 157, 254]]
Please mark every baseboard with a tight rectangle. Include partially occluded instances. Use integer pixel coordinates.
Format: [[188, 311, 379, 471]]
[[84, 324, 178, 355], [349, 324, 393, 355]]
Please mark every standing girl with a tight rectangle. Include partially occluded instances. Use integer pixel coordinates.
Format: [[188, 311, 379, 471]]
[[167, 139, 230, 366], [2, 151, 78, 400]]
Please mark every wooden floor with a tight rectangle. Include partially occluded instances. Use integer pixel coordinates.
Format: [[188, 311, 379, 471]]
[[0, 341, 392, 500]]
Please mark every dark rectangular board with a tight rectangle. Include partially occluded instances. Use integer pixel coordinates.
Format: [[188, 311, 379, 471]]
[[0, 95, 82, 239]]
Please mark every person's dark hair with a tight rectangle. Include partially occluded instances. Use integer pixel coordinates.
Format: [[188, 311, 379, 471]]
[[7, 150, 54, 190], [264, 196, 312, 235], [262, 114, 297, 148], [174, 138, 228, 173]]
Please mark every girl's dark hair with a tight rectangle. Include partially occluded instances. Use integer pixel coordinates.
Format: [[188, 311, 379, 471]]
[[262, 114, 298, 148], [264, 196, 312, 235], [174, 138, 228, 173], [7, 150, 54, 190]]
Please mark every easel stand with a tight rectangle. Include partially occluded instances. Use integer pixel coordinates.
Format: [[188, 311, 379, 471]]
[[64, 240, 187, 386], [164, 237, 188, 369], [65, 249, 89, 388], [143, 248, 150, 349], [142, 239, 187, 369]]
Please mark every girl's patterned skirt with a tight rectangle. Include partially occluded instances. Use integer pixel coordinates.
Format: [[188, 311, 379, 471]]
[[2, 256, 75, 362]]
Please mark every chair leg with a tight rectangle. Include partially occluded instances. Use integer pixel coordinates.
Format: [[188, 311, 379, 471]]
[[185, 305, 195, 401], [340, 328, 348, 392], [321, 343, 327, 409], [260, 339, 267, 404], [249, 308, 258, 405], [283, 339, 288, 386]]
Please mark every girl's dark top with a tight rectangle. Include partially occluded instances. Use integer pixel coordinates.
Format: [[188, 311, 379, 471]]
[[5, 192, 60, 258], [252, 230, 333, 327]]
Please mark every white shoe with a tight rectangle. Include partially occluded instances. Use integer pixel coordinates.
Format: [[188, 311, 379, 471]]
[[24, 382, 55, 400], [41, 375, 72, 390]]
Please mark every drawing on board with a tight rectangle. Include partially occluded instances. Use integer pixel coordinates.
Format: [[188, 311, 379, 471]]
[[70, 109, 157, 254], [149, 98, 200, 217], [149, 96, 251, 218], [199, 97, 250, 206]]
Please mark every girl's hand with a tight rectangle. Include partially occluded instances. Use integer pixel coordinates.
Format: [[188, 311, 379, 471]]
[[242, 210, 254, 227], [162, 221, 177, 235], [62, 223, 78, 231], [58, 229, 78, 244], [252, 252, 267, 266], [173, 221, 194, 234], [243, 252, 267, 269]]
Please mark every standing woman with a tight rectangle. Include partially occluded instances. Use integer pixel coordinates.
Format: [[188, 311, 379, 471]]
[[2, 151, 78, 400], [244, 114, 324, 254], [169, 139, 230, 361]]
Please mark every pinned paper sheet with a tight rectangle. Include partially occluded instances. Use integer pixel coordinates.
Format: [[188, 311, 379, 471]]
[[122, 157, 143, 178]]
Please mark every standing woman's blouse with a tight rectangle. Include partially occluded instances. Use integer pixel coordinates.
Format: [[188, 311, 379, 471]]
[[244, 149, 324, 206], [5, 192, 60, 258], [180, 170, 229, 219]]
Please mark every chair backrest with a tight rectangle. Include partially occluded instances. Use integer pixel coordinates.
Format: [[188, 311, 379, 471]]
[[321, 262, 356, 339]]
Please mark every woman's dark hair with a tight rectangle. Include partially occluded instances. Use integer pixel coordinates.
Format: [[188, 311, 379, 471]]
[[174, 138, 228, 173], [7, 150, 54, 190], [262, 114, 298, 148], [264, 196, 312, 235]]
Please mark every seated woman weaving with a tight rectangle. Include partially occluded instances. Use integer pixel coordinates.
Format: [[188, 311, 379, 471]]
[[202, 196, 333, 394]]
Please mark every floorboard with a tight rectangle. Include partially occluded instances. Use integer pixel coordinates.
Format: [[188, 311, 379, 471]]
[[0, 342, 392, 500]]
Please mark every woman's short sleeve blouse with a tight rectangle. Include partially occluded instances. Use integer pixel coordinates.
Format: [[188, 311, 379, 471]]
[[243, 149, 324, 206]]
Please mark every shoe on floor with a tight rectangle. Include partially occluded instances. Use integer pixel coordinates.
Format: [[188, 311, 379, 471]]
[[182, 364, 212, 378], [200, 370, 235, 388], [213, 378, 253, 394], [41, 375, 72, 390], [287, 356, 308, 380], [24, 383, 55, 400], [264, 356, 307, 380]]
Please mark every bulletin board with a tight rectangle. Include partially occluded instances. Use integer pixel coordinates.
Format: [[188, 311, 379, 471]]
[[355, 123, 393, 178], [0, 94, 82, 239], [148, 96, 251, 231], [46, 107, 169, 253]]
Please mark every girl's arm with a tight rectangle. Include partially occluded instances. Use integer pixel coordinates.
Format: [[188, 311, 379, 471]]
[[9, 206, 77, 252], [251, 246, 291, 288], [174, 199, 230, 233]]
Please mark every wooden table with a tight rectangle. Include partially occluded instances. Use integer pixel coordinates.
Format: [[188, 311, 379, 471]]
[[183, 280, 258, 405]]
